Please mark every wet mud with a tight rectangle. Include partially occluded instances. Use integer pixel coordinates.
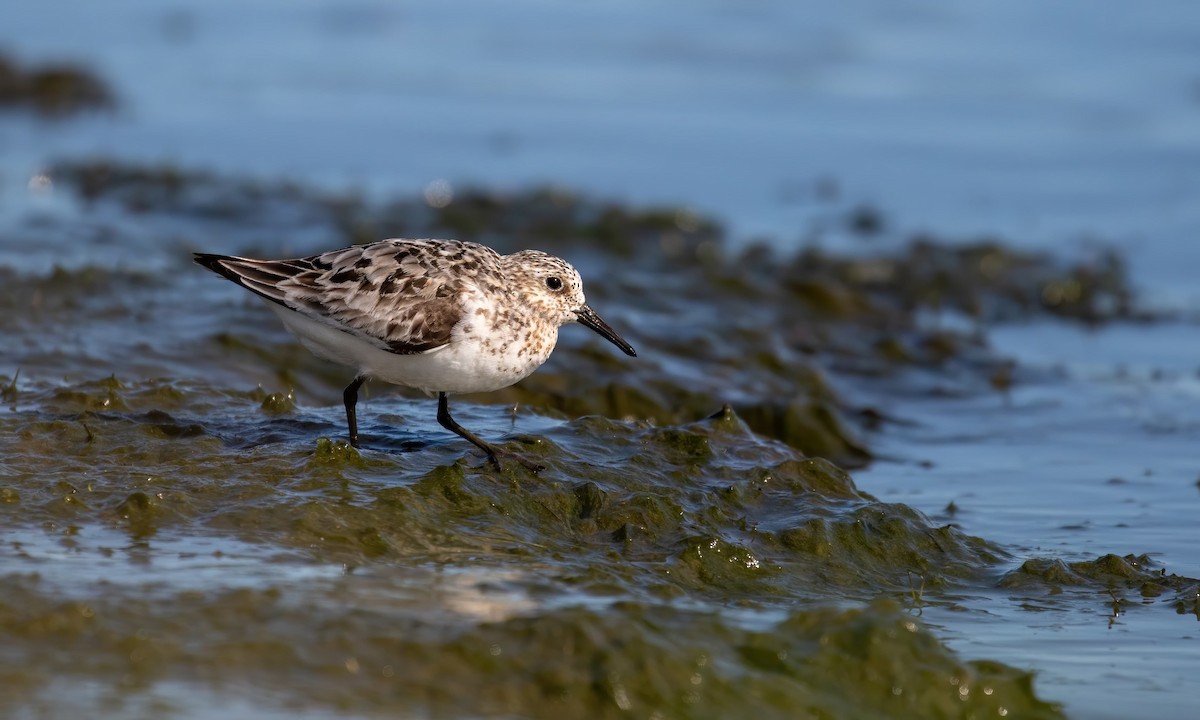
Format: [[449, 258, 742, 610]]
[[0, 159, 1193, 717]]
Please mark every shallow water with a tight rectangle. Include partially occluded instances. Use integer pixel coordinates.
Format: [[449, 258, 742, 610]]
[[856, 322, 1200, 716], [2, 2, 1200, 718], [2, 169, 1194, 718], [3, 1, 1199, 292]]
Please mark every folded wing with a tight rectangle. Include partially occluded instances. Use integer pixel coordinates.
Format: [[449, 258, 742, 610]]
[[194, 239, 495, 354]]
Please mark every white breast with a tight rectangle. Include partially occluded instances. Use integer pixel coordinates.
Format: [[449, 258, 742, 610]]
[[267, 299, 558, 395]]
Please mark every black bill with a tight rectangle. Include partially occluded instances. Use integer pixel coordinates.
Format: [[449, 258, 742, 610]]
[[575, 305, 637, 357]]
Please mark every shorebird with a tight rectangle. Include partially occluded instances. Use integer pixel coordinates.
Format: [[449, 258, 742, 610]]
[[195, 238, 636, 470]]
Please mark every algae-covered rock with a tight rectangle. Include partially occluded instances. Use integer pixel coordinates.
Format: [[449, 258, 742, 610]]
[[3, 160, 1164, 717], [37, 159, 1141, 473], [0, 576, 1063, 720], [999, 553, 1200, 614], [736, 397, 872, 469], [1, 387, 1014, 618]]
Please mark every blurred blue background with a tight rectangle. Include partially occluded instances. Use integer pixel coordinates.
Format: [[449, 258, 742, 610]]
[[2, 0, 1198, 305]]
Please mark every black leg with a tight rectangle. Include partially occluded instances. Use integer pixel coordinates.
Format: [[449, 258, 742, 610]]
[[437, 392, 502, 469], [436, 392, 542, 472], [343, 375, 366, 447]]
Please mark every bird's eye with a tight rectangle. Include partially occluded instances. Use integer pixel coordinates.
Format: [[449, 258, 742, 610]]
[[545, 276, 563, 291]]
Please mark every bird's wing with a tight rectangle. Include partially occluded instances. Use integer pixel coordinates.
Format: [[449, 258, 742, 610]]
[[195, 239, 500, 354]]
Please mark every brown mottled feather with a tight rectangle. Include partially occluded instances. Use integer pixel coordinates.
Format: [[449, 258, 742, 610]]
[[196, 240, 505, 355]]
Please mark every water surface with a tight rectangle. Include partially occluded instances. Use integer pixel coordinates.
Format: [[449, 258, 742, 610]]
[[2, 2, 1199, 717]]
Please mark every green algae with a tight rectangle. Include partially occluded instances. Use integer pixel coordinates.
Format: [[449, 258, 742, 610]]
[[2, 379, 1011, 602], [45, 160, 1137, 334], [0, 575, 1062, 720], [737, 398, 872, 469], [0, 51, 114, 116], [1, 160, 1179, 716], [999, 553, 1200, 617], [36, 158, 1143, 462]]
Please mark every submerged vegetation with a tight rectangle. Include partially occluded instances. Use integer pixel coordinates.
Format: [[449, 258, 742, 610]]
[[0, 52, 114, 116], [0, 159, 1190, 717]]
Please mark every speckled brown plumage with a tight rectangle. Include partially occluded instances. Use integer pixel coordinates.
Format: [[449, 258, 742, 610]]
[[197, 239, 510, 354]]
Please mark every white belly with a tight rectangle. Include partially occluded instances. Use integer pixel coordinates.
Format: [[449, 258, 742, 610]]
[[268, 302, 555, 394]]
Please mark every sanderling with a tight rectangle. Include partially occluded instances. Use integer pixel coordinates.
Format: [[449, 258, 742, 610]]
[[195, 238, 636, 470]]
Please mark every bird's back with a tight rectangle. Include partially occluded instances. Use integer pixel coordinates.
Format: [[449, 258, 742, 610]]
[[195, 239, 506, 356]]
